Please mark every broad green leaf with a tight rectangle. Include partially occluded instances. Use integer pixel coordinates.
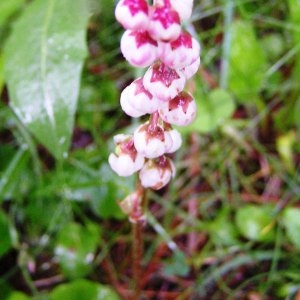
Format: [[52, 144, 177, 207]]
[[228, 21, 267, 102], [50, 279, 120, 300], [0, 210, 13, 256], [235, 205, 275, 242], [208, 211, 239, 246], [5, 0, 89, 159], [282, 207, 300, 248], [189, 88, 235, 133], [0, 0, 25, 26], [55, 222, 100, 279]]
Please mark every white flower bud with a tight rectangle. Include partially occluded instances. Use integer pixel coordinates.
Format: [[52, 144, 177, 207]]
[[115, 0, 149, 31], [159, 32, 200, 69], [120, 30, 158, 68], [165, 128, 182, 153], [148, 4, 181, 42], [143, 62, 186, 101], [109, 134, 145, 176], [120, 78, 162, 117], [139, 156, 175, 190], [133, 121, 172, 159], [179, 57, 200, 80], [159, 92, 197, 126], [120, 85, 145, 117], [170, 0, 194, 21]]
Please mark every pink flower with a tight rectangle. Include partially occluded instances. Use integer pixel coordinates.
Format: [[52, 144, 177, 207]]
[[148, 3, 181, 42], [115, 0, 149, 30], [170, 0, 194, 21], [159, 91, 197, 126], [139, 156, 175, 190], [133, 121, 173, 159], [120, 30, 158, 68], [109, 134, 145, 176], [159, 31, 200, 69], [143, 61, 185, 101], [179, 57, 200, 79], [120, 78, 162, 117], [165, 128, 182, 153]]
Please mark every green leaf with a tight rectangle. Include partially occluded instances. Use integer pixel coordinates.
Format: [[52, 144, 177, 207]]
[[235, 205, 275, 242], [282, 207, 300, 248], [208, 211, 239, 246], [5, 0, 89, 159], [55, 222, 100, 279], [228, 20, 267, 102], [7, 292, 30, 300], [0, 0, 25, 26], [163, 250, 189, 277], [0, 210, 13, 256], [189, 88, 235, 133], [50, 279, 120, 300], [0, 146, 29, 202], [0, 52, 5, 94]]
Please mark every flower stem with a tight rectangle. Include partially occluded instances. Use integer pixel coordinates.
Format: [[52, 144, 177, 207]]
[[132, 220, 143, 299]]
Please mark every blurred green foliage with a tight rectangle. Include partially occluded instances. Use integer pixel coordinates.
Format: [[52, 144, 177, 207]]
[[0, 0, 299, 298]]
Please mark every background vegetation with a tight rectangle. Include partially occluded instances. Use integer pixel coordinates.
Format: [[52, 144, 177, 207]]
[[0, 0, 299, 299]]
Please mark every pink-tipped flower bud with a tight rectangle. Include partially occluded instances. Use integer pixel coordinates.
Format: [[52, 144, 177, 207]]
[[143, 62, 186, 101], [159, 91, 197, 126], [159, 31, 200, 69], [170, 0, 194, 22], [133, 120, 173, 159], [148, 3, 181, 42], [120, 78, 162, 117], [120, 30, 158, 68], [179, 57, 200, 79], [115, 0, 149, 31], [109, 134, 145, 176], [139, 156, 175, 190]]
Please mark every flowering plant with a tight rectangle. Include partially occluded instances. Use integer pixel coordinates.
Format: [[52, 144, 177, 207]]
[[109, 0, 200, 222], [109, 3, 201, 294]]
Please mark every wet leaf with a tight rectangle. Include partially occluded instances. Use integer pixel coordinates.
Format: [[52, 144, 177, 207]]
[[235, 205, 275, 242], [5, 0, 89, 159], [228, 20, 267, 102], [282, 207, 300, 249], [50, 279, 120, 300], [55, 222, 100, 279]]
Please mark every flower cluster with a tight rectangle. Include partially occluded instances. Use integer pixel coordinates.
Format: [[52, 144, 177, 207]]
[[109, 0, 200, 194]]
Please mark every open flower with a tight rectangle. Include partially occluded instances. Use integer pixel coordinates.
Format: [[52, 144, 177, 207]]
[[139, 156, 175, 190], [109, 134, 145, 176]]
